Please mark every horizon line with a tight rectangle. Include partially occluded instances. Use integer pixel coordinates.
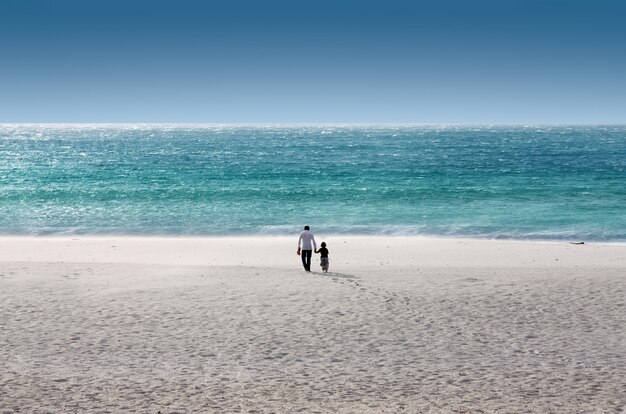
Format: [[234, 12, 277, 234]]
[[1, 122, 625, 128]]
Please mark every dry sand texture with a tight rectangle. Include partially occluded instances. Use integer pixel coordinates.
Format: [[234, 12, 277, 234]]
[[1, 237, 625, 413]]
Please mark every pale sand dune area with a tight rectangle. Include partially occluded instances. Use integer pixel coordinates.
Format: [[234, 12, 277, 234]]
[[1, 237, 625, 413]]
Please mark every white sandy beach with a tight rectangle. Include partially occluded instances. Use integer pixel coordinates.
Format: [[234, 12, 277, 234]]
[[1, 236, 625, 413]]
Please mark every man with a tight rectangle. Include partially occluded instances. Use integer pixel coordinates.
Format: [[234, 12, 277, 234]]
[[297, 225, 317, 272]]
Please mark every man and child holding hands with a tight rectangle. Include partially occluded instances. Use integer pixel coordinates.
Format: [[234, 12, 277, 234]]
[[297, 225, 329, 272]]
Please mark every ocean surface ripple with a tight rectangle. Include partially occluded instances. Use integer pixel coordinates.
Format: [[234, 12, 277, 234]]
[[1, 125, 624, 241]]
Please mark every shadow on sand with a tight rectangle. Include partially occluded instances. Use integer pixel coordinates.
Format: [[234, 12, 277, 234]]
[[310, 271, 359, 280]]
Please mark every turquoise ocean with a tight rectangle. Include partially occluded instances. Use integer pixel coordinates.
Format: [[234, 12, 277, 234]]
[[1, 125, 624, 241]]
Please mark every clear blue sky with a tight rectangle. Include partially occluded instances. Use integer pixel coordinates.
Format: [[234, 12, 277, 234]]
[[1, 0, 624, 123]]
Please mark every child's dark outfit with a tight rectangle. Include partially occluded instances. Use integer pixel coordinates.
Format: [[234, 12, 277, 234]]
[[317, 246, 329, 272]]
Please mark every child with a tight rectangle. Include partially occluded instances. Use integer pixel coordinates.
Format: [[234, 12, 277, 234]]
[[315, 242, 329, 272]]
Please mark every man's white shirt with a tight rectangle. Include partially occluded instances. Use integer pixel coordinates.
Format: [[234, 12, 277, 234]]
[[298, 230, 317, 250]]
